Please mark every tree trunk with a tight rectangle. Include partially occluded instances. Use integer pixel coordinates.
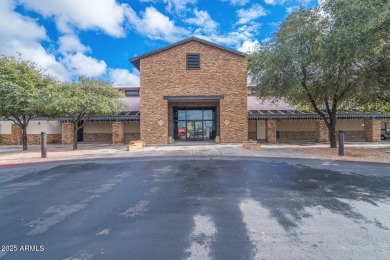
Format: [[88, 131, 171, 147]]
[[328, 114, 337, 148], [22, 124, 28, 151], [73, 124, 78, 150]]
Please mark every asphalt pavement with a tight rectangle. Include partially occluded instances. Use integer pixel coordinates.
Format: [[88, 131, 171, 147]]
[[0, 157, 389, 260]]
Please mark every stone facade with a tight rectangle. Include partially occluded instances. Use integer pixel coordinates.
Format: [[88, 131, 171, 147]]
[[139, 40, 247, 144], [279, 131, 316, 141], [61, 123, 74, 145], [344, 131, 365, 141], [124, 133, 141, 143], [11, 124, 23, 145], [248, 131, 256, 140], [112, 122, 125, 144], [27, 134, 62, 144], [84, 133, 112, 143], [265, 120, 276, 143], [315, 120, 329, 142], [364, 119, 381, 142]]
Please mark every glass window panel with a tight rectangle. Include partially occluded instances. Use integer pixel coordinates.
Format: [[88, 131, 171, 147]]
[[178, 110, 186, 120], [203, 110, 213, 120], [177, 121, 186, 140], [195, 121, 203, 140], [187, 121, 195, 140], [186, 110, 202, 120], [203, 121, 215, 139]]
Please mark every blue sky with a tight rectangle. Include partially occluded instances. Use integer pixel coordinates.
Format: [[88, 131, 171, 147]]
[[0, 0, 319, 86]]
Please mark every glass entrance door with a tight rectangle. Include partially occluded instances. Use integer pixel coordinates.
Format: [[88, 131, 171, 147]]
[[173, 107, 216, 141], [187, 121, 203, 141]]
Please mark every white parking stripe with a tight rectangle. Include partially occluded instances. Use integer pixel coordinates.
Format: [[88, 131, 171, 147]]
[[185, 215, 217, 260]]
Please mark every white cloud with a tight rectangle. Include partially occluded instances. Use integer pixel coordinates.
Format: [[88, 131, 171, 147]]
[[264, 0, 312, 5], [286, 6, 300, 14], [238, 40, 259, 53], [220, 0, 250, 6], [0, 0, 69, 81], [62, 53, 107, 77], [109, 69, 140, 86], [163, 0, 197, 14], [264, 0, 277, 5], [184, 9, 218, 33], [193, 22, 261, 51], [18, 0, 128, 37], [237, 4, 267, 25], [126, 6, 189, 42], [58, 35, 91, 54]]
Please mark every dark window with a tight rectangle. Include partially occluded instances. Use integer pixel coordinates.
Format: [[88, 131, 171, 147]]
[[186, 53, 200, 70], [125, 90, 139, 96]]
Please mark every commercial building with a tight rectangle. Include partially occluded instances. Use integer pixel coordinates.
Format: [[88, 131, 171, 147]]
[[0, 37, 389, 145]]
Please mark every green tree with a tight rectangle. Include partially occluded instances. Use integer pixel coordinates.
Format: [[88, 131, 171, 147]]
[[0, 55, 56, 150], [346, 0, 390, 112], [248, 5, 376, 148], [43, 77, 125, 150]]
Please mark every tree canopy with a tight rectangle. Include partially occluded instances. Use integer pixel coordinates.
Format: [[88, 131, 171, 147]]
[[0, 55, 56, 150], [42, 77, 125, 149], [247, 0, 390, 147]]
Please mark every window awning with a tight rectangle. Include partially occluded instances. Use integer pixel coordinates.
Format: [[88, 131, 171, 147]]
[[248, 110, 390, 120]]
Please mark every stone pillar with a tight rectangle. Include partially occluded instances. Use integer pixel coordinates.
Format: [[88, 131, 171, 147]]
[[266, 120, 276, 143], [112, 122, 124, 144], [364, 119, 381, 142], [315, 120, 329, 143], [11, 124, 22, 145], [61, 123, 74, 145]]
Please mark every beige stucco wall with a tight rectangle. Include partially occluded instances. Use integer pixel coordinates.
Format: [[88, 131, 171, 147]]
[[140, 40, 247, 144], [84, 122, 112, 134], [275, 119, 364, 132], [124, 122, 140, 133], [0, 121, 12, 134], [26, 121, 62, 134], [248, 120, 256, 131], [83, 122, 140, 134], [336, 119, 364, 131]]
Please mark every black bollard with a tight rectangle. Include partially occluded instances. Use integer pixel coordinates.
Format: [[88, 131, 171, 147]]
[[41, 132, 47, 158], [338, 130, 345, 156]]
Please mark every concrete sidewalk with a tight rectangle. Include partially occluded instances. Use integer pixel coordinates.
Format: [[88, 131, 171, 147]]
[[0, 141, 389, 166]]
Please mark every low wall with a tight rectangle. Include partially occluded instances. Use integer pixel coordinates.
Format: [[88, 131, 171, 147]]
[[278, 131, 316, 141], [84, 133, 112, 143]]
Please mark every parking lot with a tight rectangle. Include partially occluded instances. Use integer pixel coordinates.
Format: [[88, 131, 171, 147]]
[[0, 157, 389, 259]]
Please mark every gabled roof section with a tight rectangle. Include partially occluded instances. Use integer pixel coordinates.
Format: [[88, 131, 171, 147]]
[[129, 36, 246, 71]]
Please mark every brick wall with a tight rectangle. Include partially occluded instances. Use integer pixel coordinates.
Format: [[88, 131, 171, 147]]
[[279, 131, 316, 141], [315, 120, 329, 142], [61, 123, 74, 145], [11, 124, 23, 145], [124, 133, 141, 143], [248, 131, 256, 140], [0, 135, 13, 145], [84, 133, 112, 143], [140, 40, 247, 144], [27, 134, 62, 144], [112, 122, 124, 144], [266, 120, 276, 143], [365, 119, 381, 142]]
